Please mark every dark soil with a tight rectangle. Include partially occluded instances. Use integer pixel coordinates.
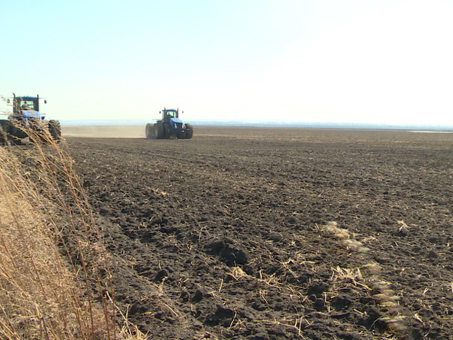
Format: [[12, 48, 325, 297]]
[[66, 127, 453, 339]]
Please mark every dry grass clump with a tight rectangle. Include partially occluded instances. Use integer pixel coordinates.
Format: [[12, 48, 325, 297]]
[[322, 221, 370, 253], [330, 266, 363, 285], [0, 126, 145, 339], [322, 221, 407, 335], [0, 191, 88, 338]]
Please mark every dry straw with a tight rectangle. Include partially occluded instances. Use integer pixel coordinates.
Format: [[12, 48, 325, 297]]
[[0, 122, 145, 339], [322, 221, 407, 336]]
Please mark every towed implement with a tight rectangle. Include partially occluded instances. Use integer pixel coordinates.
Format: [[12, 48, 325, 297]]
[[0, 93, 61, 145], [146, 108, 193, 139]]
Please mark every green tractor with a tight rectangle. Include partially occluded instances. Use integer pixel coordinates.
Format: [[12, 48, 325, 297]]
[[146, 108, 193, 139], [0, 93, 61, 145]]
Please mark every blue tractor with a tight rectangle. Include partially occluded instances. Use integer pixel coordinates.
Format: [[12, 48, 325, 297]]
[[145, 108, 193, 139], [0, 93, 61, 144]]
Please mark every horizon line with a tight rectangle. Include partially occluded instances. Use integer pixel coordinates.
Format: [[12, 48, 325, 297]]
[[59, 119, 453, 130]]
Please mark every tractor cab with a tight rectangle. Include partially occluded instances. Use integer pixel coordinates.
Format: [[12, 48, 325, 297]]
[[12, 93, 46, 120], [161, 108, 180, 121]]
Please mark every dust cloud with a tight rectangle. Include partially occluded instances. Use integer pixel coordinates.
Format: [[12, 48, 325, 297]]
[[62, 125, 145, 138]]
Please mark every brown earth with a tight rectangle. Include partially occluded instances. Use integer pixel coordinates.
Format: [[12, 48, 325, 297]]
[[64, 126, 453, 339]]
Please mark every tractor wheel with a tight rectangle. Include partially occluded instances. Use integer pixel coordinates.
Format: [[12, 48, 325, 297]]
[[146, 123, 153, 139], [0, 120, 10, 145], [48, 120, 61, 142], [163, 123, 171, 139], [154, 123, 164, 139], [9, 119, 28, 139], [185, 124, 193, 139]]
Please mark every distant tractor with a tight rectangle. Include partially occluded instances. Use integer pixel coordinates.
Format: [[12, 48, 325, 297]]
[[146, 108, 193, 139], [0, 93, 61, 144]]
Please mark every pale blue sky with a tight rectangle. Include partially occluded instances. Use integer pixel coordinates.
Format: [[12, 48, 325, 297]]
[[1, 0, 452, 125]]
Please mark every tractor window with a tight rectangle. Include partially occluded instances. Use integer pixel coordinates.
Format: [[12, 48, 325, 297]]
[[166, 111, 176, 118], [21, 100, 34, 110]]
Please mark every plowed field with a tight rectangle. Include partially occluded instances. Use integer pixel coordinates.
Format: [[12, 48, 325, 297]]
[[66, 126, 453, 339]]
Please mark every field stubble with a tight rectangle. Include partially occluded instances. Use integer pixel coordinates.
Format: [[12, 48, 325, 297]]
[[63, 126, 453, 339]]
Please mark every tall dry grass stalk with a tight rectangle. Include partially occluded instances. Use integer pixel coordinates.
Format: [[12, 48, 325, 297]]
[[0, 123, 145, 339]]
